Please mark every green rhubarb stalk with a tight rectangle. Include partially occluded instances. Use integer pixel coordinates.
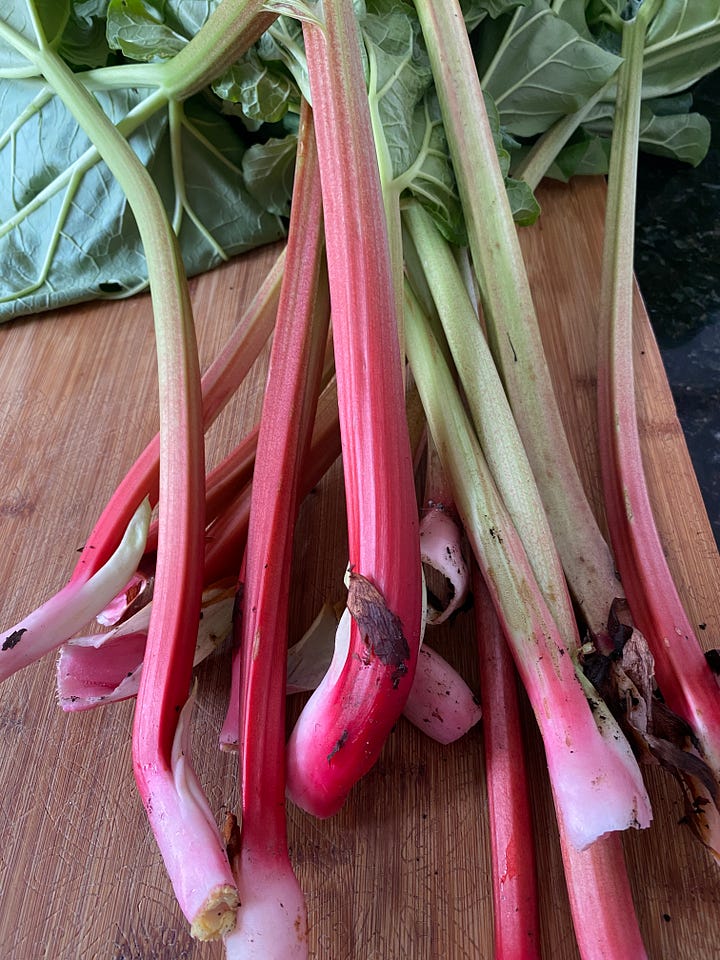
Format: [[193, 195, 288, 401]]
[[412, 0, 622, 642], [0, 10, 236, 936], [403, 200, 577, 650], [404, 279, 651, 850]]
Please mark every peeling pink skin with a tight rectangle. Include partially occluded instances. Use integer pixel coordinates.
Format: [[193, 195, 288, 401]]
[[0, 501, 150, 684], [96, 568, 153, 627], [57, 587, 233, 711], [286, 2, 422, 820], [420, 506, 469, 625], [401, 645, 481, 744], [58, 631, 147, 710]]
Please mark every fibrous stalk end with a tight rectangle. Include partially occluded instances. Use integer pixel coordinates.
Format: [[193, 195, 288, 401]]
[[190, 885, 240, 941]]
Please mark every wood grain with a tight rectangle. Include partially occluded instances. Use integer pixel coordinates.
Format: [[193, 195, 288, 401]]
[[0, 178, 718, 959]]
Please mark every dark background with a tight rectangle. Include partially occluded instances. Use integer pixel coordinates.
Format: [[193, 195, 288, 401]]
[[635, 70, 720, 546]]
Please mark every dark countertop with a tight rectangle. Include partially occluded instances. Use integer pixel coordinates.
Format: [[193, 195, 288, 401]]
[[635, 70, 720, 546]]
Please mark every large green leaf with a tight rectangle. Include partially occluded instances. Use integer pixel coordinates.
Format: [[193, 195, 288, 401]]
[[0, 81, 284, 321], [475, 0, 623, 137], [0, 1, 71, 72]]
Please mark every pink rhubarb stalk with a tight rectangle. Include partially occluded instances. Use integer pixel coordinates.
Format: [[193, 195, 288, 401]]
[[223, 101, 327, 959], [285, 0, 422, 818], [596, 0, 720, 855]]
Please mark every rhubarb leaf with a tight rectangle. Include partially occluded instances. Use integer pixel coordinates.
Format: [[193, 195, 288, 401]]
[[460, 0, 530, 27], [213, 47, 299, 127], [0, 83, 284, 320], [106, 0, 188, 62], [476, 0, 623, 137], [643, 1, 720, 99], [544, 131, 611, 180], [0, 1, 70, 71], [256, 15, 312, 103], [58, 1, 113, 69], [586, 103, 712, 167], [241, 133, 297, 216]]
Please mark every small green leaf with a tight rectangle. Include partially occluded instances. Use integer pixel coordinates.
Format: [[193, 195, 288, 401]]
[[242, 134, 297, 217], [545, 132, 611, 180], [213, 48, 298, 125], [106, 0, 188, 62], [505, 176, 541, 224], [58, 1, 113, 68]]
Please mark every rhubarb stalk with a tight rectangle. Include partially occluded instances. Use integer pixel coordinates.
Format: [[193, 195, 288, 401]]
[[285, 0, 422, 818], [0, 16, 243, 938], [412, 0, 623, 643], [474, 568, 540, 960], [223, 100, 327, 958], [596, 0, 720, 854], [404, 280, 651, 850]]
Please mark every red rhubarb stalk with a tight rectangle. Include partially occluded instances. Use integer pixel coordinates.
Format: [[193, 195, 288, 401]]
[[223, 101, 328, 958], [285, 0, 422, 818], [474, 568, 540, 960], [596, 0, 720, 853]]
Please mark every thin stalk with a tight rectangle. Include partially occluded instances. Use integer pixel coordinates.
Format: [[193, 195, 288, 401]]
[[597, 0, 720, 851], [412, 0, 622, 642], [474, 568, 540, 960], [224, 102, 327, 959], [286, 0, 422, 818], [512, 79, 614, 191], [404, 281, 651, 850], [0, 19, 237, 936], [559, 830, 649, 960]]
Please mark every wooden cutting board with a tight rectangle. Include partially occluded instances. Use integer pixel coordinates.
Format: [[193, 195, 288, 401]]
[[0, 177, 718, 960]]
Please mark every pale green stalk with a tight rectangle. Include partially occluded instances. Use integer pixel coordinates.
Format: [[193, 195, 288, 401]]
[[403, 199, 578, 650], [404, 280, 651, 850], [412, 0, 622, 640]]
